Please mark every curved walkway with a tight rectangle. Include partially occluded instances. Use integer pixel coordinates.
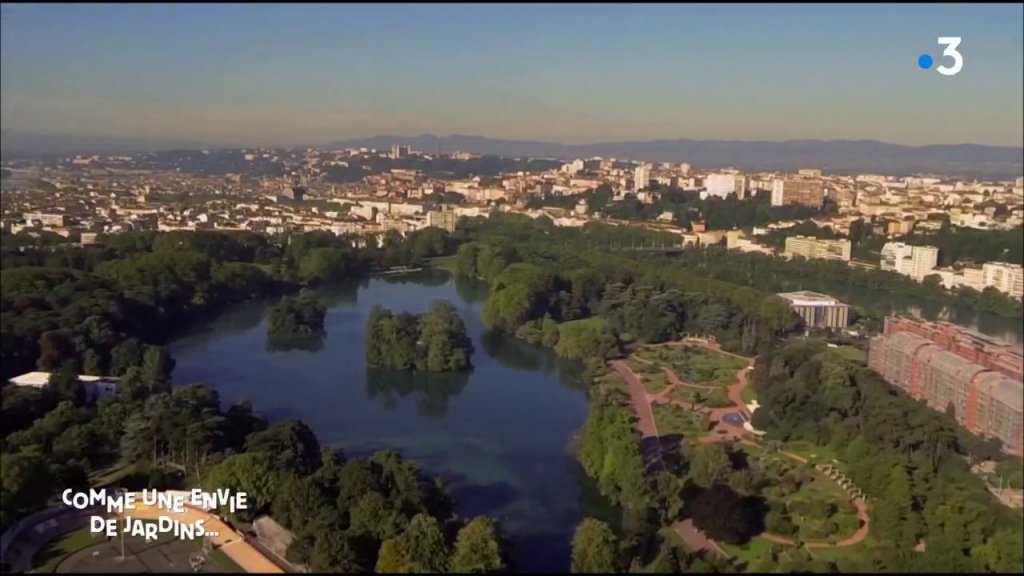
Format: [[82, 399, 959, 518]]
[[613, 340, 871, 556]]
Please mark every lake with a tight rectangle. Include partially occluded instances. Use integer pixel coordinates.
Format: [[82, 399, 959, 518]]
[[168, 269, 598, 572]]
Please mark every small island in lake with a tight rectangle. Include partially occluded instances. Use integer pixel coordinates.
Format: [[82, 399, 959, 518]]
[[366, 300, 474, 372], [267, 295, 327, 337]]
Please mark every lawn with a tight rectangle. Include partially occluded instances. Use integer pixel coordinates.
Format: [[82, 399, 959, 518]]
[[834, 345, 867, 364], [626, 358, 670, 394], [784, 440, 840, 465], [741, 383, 758, 404], [31, 527, 101, 573], [427, 254, 458, 272], [667, 385, 700, 405], [720, 536, 778, 570], [653, 404, 710, 437], [664, 385, 730, 408]]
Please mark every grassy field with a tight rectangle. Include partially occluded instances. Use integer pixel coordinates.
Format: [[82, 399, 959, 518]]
[[720, 536, 778, 570], [653, 404, 709, 437], [784, 440, 840, 464], [32, 528, 100, 573], [834, 346, 867, 364], [741, 384, 758, 404], [427, 254, 458, 272]]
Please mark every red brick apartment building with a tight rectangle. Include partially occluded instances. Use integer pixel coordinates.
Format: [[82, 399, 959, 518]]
[[868, 317, 1024, 457]]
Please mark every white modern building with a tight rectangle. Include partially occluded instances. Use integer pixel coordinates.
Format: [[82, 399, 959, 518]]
[[703, 173, 748, 199], [880, 242, 939, 281], [633, 165, 651, 192], [8, 371, 120, 400]]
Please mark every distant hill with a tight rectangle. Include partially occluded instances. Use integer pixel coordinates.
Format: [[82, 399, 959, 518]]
[[3, 129, 1020, 179], [327, 134, 1024, 179], [1, 130, 208, 157]]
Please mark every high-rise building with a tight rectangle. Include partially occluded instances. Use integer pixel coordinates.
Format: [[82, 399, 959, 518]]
[[880, 242, 939, 281], [633, 165, 651, 192], [390, 144, 410, 159], [777, 290, 850, 330], [869, 317, 1024, 457], [783, 236, 851, 262], [770, 178, 826, 207]]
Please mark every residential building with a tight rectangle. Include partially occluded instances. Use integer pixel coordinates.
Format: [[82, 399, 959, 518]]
[[770, 179, 825, 207], [983, 262, 1024, 300], [704, 173, 745, 199], [880, 242, 939, 280], [869, 318, 1024, 457], [783, 235, 851, 261], [777, 290, 851, 330], [882, 316, 1023, 381], [633, 165, 650, 192]]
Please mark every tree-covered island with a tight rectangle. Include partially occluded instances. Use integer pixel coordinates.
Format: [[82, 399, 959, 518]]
[[267, 295, 327, 338], [366, 301, 474, 372]]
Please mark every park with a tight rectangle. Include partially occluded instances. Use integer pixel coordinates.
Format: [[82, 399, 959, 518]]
[[609, 337, 871, 569]]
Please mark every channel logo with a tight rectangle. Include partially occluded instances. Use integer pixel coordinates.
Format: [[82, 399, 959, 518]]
[[918, 37, 963, 76]]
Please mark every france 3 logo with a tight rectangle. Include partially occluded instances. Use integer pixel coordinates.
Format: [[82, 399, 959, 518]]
[[918, 37, 963, 76]]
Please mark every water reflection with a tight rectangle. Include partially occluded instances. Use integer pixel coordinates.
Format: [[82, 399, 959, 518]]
[[365, 368, 470, 419], [309, 280, 360, 309], [455, 275, 489, 304], [376, 268, 451, 287], [266, 333, 326, 353]]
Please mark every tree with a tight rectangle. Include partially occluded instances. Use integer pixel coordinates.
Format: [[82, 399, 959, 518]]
[[49, 360, 86, 405], [651, 473, 684, 524], [688, 484, 763, 545], [204, 453, 280, 521], [244, 420, 321, 475], [81, 348, 104, 376], [0, 449, 55, 526], [375, 514, 450, 573], [689, 443, 733, 488], [307, 531, 369, 572], [571, 518, 618, 573], [37, 330, 73, 371], [451, 517, 506, 573], [141, 345, 175, 390]]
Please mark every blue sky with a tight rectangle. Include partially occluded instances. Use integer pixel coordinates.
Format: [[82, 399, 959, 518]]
[[1, 3, 1022, 147]]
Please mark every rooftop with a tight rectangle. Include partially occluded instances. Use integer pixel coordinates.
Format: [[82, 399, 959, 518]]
[[777, 290, 847, 306]]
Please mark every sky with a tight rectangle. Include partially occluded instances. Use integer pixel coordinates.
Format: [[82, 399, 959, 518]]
[[1, 3, 1022, 147]]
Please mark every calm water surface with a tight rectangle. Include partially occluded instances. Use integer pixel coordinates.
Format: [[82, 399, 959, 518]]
[[168, 270, 596, 571]]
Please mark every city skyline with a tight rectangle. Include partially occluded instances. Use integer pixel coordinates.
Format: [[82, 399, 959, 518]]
[[2, 3, 1023, 148]]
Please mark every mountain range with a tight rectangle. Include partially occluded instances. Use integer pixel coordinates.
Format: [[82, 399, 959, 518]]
[[3, 130, 1021, 179]]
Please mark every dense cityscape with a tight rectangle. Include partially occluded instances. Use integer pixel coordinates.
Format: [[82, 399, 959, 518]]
[[2, 3, 1023, 576]]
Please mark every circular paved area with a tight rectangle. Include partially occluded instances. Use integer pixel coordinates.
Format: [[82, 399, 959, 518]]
[[722, 412, 745, 427]]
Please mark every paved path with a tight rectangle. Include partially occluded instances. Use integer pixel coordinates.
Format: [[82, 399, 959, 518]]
[[611, 360, 660, 441], [613, 339, 872, 556]]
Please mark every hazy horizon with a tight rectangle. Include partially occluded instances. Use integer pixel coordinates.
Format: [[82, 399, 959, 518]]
[[2, 4, 1022, 148]]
